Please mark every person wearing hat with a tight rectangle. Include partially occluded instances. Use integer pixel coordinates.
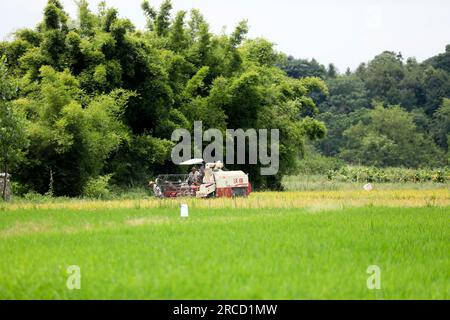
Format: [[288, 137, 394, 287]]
[[148, 180, 162, 198], [188, 167, 197, 185]]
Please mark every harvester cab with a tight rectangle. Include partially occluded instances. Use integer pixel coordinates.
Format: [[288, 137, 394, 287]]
[[155, 159, 251, 198]]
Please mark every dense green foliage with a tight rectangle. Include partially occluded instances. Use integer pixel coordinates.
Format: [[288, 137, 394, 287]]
[[280, 50, 450, 168], [0, 0, 327, 195], [0, 57, 28, 200], [339, 104, 443, 167], [327, 166, 448, 184], [1, 1, 448, 197]]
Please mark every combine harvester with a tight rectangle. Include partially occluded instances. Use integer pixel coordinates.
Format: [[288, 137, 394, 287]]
[[155, 159, 252, 198]]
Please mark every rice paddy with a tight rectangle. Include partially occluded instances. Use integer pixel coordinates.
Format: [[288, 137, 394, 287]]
[[2, 188, 449, 211], [0, 188, 449, 299]]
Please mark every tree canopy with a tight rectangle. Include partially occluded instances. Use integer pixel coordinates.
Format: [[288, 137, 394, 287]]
[[1, 1, 448, 197], [279, 48, 450, 168], [0, 0, 327, 195]]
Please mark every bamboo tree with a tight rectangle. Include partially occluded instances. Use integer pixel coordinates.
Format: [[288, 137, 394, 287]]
[[0, 56, 28, 200]]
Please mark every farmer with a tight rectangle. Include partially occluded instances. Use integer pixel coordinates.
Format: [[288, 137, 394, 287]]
[[148, 180, 162, 198], [188, 167, 198, 185]]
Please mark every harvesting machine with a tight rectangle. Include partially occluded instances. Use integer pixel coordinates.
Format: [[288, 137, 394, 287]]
[[155, 159, 252, 198]]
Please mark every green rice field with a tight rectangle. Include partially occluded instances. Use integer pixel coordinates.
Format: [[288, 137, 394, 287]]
[[0, 190, 448, 299]]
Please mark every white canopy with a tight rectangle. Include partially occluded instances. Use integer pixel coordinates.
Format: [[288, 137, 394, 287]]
[[179, 158, 204, 165]]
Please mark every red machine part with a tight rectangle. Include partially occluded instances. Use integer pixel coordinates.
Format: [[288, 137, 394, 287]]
[[215, 182, 252, 198], [163, 184, 198, 198], [157, 170, 251, 198]]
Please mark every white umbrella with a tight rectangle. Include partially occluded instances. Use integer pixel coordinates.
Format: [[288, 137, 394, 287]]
[[179, 158, 204, 165]]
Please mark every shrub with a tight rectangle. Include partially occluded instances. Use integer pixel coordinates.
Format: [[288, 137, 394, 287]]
[[10, 181, 31, 197], [326, 166, 449, 183], [82, 175, 112, 199], [297, 146, 344, 174]]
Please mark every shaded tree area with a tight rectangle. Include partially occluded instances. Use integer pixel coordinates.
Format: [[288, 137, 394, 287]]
[[280, 50, 450, 168], [0, 56, 28, 200], [0, 0, 327, 195]]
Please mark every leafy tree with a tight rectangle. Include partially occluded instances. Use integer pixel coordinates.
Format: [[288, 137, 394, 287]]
[[278, 56, 327, 79], [326, 63, 338, 78], [76, 0, 97, 37], [141, 0, 157, 31], [422, 66, 450, 115], [155, 0, 173, 37], [289, 46, 450, 159], [230, 20, 249, 48], [186, 10, 211, 67], [340, 104, 445, 167], [168, 11, 189, 53], [431, 98, 450, 151], [321, 75, 369, 113], [363, 51, 405, 105], [398, 58, 426, 110], [410, 108, 431, 133], [0, 56, 28, 200], [15, 66, 131, 195], [241, 38, 278, 67], [316, 108, 370, 157], [212, 65, 327, 188], [423, 44, 450, 73]]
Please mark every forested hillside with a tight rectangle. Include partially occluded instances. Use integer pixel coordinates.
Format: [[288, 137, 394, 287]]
[[279, 49, 450, 168], [0, 0, 449, 197]]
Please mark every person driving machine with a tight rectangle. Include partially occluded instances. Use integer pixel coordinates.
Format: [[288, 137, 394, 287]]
[[188, 167, 200, 185]]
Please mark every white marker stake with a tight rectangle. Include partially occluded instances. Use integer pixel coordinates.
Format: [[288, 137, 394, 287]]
[[180, 204, 189, 217]]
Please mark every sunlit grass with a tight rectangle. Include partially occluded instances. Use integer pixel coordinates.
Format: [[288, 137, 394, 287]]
[[2, 188, 448, 211]]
